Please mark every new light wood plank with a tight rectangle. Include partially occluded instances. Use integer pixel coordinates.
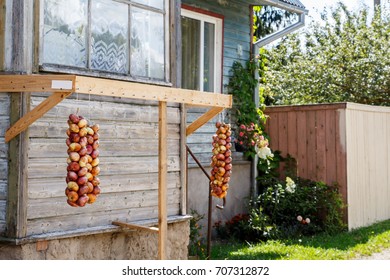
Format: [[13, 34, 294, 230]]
[[158, 101, 168, 260], [5, 91, 72, 142], [186, 106, 224, 136], [75, 75, 232, 108], [0, 75, 76, 92], [112, 221, 159, 233]]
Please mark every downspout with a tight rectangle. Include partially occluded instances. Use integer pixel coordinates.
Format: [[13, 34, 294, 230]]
[[251, 8, 307, 199]]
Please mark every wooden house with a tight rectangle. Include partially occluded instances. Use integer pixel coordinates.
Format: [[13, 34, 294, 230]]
[[0, 0, 306, 260]]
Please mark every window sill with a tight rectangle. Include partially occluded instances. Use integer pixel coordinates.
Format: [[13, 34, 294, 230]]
[[38, 65, 173, 88]]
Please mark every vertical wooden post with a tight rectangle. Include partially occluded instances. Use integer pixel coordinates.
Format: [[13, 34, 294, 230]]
[[158, 101, 168, 260]]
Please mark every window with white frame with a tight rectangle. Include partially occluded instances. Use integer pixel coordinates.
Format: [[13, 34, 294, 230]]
[[41, 0, 168, 82], [181, 8, 223, 93]]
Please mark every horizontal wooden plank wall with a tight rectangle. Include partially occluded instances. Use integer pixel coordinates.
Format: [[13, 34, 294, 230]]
[[0, 93, 10, 233], [26, 94, 182, 236], [265, 104, 348, 221], [346, 104, 390, 230]]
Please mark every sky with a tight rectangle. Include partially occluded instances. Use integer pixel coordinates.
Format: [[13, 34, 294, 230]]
[[300, 0, 375, 22]]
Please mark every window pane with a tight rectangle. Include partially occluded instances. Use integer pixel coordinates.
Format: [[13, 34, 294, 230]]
[[131, 7, 165, 79], [132, 0, 164, 10], [91, 0, 128, 73], [203, 22, 215, 92], [43, 0, 87, 67], [181, 16, 200, 90]]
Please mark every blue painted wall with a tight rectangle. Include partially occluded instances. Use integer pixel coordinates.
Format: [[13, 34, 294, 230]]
[[182, 0, 254, 93]]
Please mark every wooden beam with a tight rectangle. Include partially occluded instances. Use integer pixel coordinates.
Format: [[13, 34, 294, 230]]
[[6, 93, 29, 239], [158, 101, 168, 260], [112, 221, 159, 233], [186, 106, 224, 136], [75, 75, 232, 108], [0, 75, 76, 92], [5, 91, 72, 142]]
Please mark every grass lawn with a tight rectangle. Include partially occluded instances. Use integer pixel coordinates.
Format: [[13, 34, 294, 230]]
[[211, 219, 390, 260]]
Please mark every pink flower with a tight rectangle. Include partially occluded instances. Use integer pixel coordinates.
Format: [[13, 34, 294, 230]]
[[239, 131, 244, 137], [251, 140, 255, 146], [240, 124, 246, 129], [239, 141, 243, 145]]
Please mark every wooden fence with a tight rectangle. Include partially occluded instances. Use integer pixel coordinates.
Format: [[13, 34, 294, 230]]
[[265, 103, 390, 230]]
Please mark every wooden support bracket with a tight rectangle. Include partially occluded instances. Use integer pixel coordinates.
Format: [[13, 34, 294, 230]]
[[112, 221, 159, 233], [186, 106, 225, 136], [5, 91, 72, 142]]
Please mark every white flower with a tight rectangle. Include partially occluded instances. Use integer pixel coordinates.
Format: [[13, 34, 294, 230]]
[[305, 218, 310, 224], [297, 215, 303, 222], [285, 177, 296, 193], [255, 146, 273, 159]]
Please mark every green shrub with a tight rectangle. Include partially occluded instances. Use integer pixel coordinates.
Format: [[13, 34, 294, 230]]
[[251, 177, 347, 239], [188, 209, 207, 259], [214, 176, 346, 242]]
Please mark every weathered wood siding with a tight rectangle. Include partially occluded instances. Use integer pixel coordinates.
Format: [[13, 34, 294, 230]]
[[183, 0, 253, 165], [27, 94, 182, 236], [265, 103, 390, 230], [0, 93, 9, 234], [345, 103, 390, 230]]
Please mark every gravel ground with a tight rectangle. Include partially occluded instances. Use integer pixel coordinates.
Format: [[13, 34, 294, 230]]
[[355, 248, 390, 260]]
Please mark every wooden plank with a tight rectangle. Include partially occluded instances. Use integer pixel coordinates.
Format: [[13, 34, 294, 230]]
[[186, 106, 224, 136], [29, 138, 180, 158], [0, 117, 9, 137], [158, 101, 168, 260], [0, 0, 4, 71], [28, 172, 181, 199], [335, 108, 348, 224], [27, 204, 180, 236], [75, 75, 232, 108], [296, 111, 307, 178], [31, 95, 181, 124], [6, 91, 29, 238], [265, 103, 347, 113], [325, 109, 337, 186], [287, 111, 298, 158], [277, 112, 288, 158], [27, 188, 181, 220], [0, 75, 76, 92], [5, 91, 72, 142], [179, 103, 187, 215], [112, 221, 159, 233], [29, 119, 180, 140], [316, 110, 327, 182], [268, 113, 279, 152], [28, 155, 181, 178], [306, 110, 317, 180]]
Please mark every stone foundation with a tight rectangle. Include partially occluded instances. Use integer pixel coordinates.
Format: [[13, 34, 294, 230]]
[[0, 221, 189, 260]]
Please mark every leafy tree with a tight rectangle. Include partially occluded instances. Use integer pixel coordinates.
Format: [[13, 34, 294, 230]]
[[260, 3, 390, 106], [253, 5, 297, 42]]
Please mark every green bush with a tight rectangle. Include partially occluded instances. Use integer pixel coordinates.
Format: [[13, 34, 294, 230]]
[[214, 176, 346, 242], [188, 209, 207, 259], [251, 177, 347, 239]]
